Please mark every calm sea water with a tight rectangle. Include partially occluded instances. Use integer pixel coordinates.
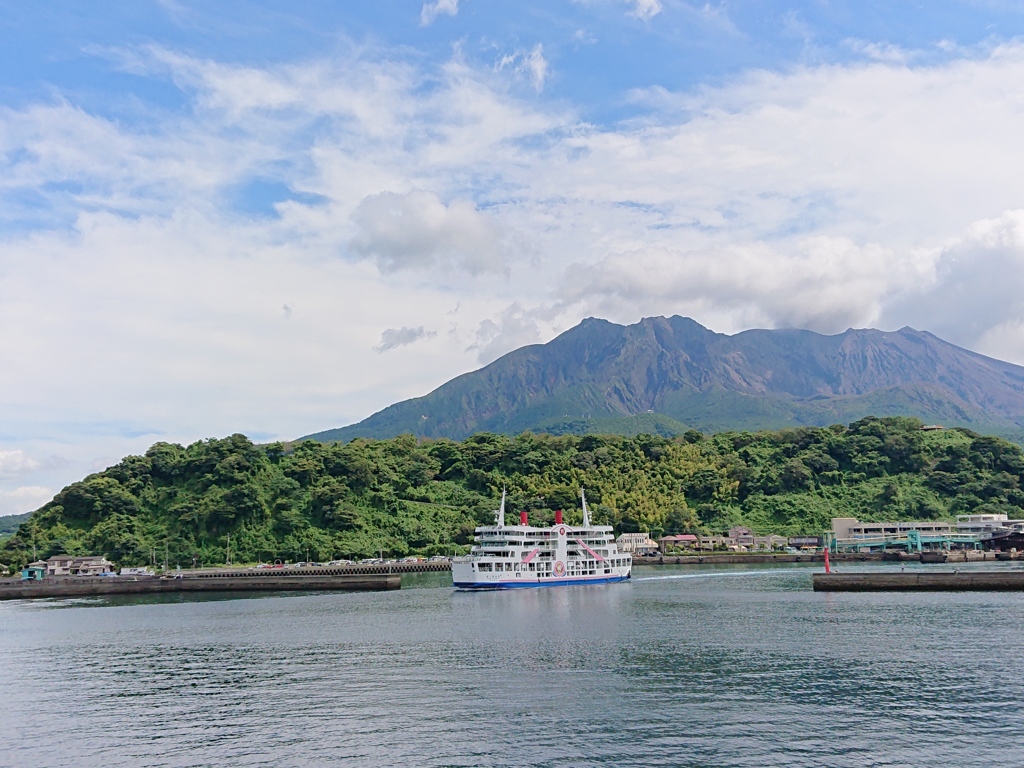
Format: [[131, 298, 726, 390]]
[[3, 562, 1024, 767]]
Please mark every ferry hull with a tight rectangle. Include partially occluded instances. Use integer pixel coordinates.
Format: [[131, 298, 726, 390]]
[[453, 574, 630, 590]]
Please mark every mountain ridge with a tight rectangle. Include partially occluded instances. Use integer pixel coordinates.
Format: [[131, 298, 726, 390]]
[[304, 316, 1024, 442]]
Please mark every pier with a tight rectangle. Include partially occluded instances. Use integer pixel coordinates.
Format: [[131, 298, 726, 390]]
[[813, 571, 1024, 592], [0, 573, 400, 600]]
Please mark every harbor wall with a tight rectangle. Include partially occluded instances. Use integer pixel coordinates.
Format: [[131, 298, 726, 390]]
[[813, 571, 1024, 592], [0, 574, 400, 600], [637, 553, 873, 565], [641, 551, 1001, 566]]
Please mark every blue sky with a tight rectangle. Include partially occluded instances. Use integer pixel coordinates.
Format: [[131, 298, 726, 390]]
[[7, 2, 1024, 126], [4, 0, 1024, 514]]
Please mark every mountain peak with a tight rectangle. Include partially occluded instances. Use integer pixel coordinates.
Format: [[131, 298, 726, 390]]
[[302, 317, 1024, 443]]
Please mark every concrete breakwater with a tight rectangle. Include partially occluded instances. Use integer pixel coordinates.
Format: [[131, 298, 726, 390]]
[[813, 571, 1024, 592], [643, 551, 1003, 566], [0, 573, 400, 600], [638, 553, 871, 566], [209, 561, 451, 576]]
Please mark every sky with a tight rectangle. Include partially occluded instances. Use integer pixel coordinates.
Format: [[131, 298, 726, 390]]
[[4, 0, 1024, 515]]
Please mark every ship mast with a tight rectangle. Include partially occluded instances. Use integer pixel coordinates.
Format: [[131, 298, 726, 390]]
[[495, 486, 506, 528], [581, 487, 591, 528]]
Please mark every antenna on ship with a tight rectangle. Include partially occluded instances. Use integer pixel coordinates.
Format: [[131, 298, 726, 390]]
[[581, 487, 591, 528], [495, 486, 506, 528]]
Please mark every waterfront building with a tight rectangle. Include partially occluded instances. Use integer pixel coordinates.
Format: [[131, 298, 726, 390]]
[[659, 534, 699, 552], [829, 517, 978, 552], [21, 562, 46, 581], [44, 555, 116, 576], [788, 536, 823, 549], [697, 535, 728, 550], [831, 517, 952, 540], [956, 513, 1024, 536], [751, 534, 788, 551], [615, 532, 659, 554], [728, 526, 754, 547]]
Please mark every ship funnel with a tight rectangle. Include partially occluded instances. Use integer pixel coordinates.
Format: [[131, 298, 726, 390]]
[[555, 510, 563, 525], [495, 487, 506, 528], [581, 488, 591, 528], [520, 511, 528, 526]]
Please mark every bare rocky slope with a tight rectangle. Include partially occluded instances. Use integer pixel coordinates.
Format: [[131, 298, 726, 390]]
[[303, 316, 1024, 442]]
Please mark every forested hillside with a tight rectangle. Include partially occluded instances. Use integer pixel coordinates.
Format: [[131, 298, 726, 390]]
[[4, 416, 1024, 570]]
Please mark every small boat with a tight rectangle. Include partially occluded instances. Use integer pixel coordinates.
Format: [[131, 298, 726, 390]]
[[451, 488, 631, 589]]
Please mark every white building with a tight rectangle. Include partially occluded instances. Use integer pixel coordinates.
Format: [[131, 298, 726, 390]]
[[831, 517, 951, 541], [615, 532, 659, 554], [956, 513, 1024, 536], [45, 555, 116, 576]]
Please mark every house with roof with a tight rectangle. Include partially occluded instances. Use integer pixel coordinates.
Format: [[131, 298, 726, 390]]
[[728, 526, 755, 548], [44, 555, 115, 576], [697, 535, 729, 551], [659, 534, 699, 553], [615, 532, 660, 555], [22, 560, 47, 581], [751, 534, 788, 551]]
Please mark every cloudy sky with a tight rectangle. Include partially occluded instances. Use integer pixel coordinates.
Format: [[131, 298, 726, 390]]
[[3, 0, 1024, 515]]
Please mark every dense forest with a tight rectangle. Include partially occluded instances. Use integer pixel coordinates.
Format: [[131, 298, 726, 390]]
[[4, 416, 1024, 571]]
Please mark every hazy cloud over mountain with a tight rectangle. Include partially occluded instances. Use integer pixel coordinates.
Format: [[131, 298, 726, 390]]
[[351, 191, 509, 274], [374, 326, 437, 353]]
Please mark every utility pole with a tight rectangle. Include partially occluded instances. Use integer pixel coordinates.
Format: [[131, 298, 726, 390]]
[[226, 533, 231, 566]]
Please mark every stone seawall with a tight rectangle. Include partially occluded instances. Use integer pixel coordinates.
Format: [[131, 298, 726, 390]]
[[0, 574, 400, 600], [813, 571, 1024, 592], [637, 553, 868, 565]]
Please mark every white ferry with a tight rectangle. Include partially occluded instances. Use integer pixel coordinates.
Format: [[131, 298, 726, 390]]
[[451, 489, 632, 589]]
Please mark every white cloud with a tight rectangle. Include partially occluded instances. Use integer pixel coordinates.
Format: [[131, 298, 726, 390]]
[[559, 236, 928, 335], [846, 39, 913, 64], [374, 326, 437, 353], [495, 44, 549, 92], [881, 209, 1024, 360], [0, 486, 52, 517], [0, 450, 40, 477], [469, 304, 543, 363], [420, 0, 459, 26], [7, 37, 1024, 504], [628, 0, 662, 20], [350, 190, 509, 274]]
